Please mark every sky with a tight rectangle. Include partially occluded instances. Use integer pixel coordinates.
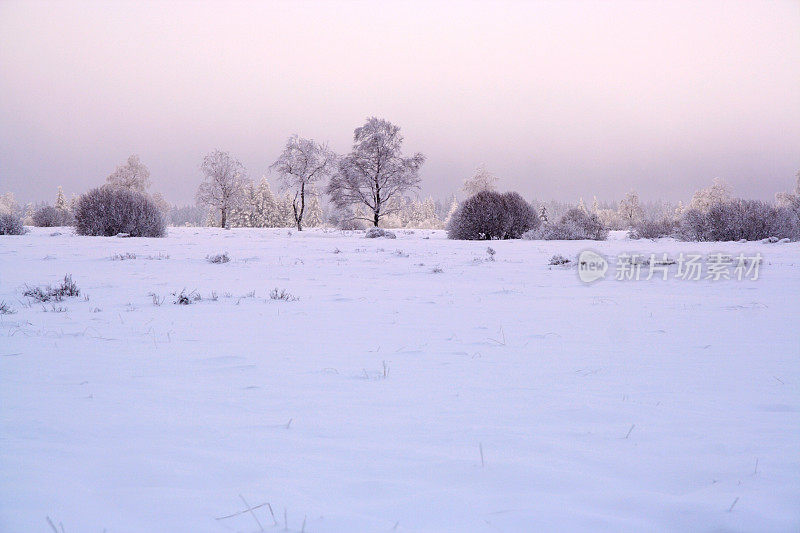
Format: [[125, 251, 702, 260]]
[[1, 0, 799, 205]]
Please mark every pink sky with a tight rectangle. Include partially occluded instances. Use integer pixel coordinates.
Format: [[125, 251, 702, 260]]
[[1, 0, 798, 204]]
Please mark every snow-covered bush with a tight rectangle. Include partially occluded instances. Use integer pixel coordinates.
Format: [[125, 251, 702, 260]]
[[447, 191, 537, 240], [678, 199, 800, 241], [172, 289, 200, 305], [31, 205, 73, 227], [75, 187, 165, 237], [502, 192, 539, 238], [269, 288, 297, 301], [628, 217, 676, 240], [548, 254, 571, 265], [206, 252, 230, 264], [526, 208, 608, 240], [22, 274, 80, 302], [0, 212, 25, 235], [365, 227, 396, 239]]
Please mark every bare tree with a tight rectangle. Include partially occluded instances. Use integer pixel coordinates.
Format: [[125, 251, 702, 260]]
[[195, 150, 248, 228], [270, 135, 336, 231], [327, 117, 425, 227], [462, 164, 498, 196], [106, 155, 151, 192]]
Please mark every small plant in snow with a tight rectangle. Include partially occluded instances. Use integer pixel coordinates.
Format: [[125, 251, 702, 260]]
[[548, 254, 571, 266], [206, 252, 230, 264], [145, 252, 170, 260], [393, 249, 409, 258], [269, 288, 297, 301], [109, 252, 137, 260], [148, 292, 165, 306], [172, 289, 200, 305], [486, 247, 496, 261], [23, 274, 80, 302], [0, 301, 16, 314], [432, 266, 444, 273]]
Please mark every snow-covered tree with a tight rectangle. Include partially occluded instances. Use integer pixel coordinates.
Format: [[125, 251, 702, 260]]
[[462, 164, 498, 196], [444, 197, 459, 225], [55, 186, 68, 211], [151, 191, 171, 217], [271, 135, 336, 231], [0, 192, 18, 215], [617, 190, 643, 227], [689, 177, 732, 212], [591, 196, 599, 214], [775, 170, 800, 213], [304, 188, 324, 227], [23, 203, 34, 225], [277, 192, 295, 226], [327, 117, 425, 227], [596, 208, 622, 230], [106, 155, 151, 192], [68, 193, 79, 214], [196, 150, 248, 228]]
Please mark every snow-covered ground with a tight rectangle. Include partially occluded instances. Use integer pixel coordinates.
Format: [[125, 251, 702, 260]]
[[1, 227, 798, 533]]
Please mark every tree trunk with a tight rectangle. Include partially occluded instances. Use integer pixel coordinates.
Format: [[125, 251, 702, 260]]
[[220, 208, 226, 229], [296, 183, 305, 231], [374, 187, 381, 227]]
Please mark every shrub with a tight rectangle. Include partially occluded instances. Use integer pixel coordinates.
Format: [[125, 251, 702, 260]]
[[172, 289, 200, 305], [447, 190, 538, 240], [269, 288, 297, 301], [23, 274, 80, 302], [32, 205, 73, 227], [548, 254, 571, 265], [628, 217, 676, 240], [0, 213, 25, 235], [339, 218, 367, 231], [526, 208, 608, 240], [74, 187, 165, 237], [365, 227, 396, 239], [678, 199, 800, 241], [206, 252, 230, 264], [502, 192, 539, 238]]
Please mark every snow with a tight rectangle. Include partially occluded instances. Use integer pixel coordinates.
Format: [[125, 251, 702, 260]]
[[1, 227, 798, 532]]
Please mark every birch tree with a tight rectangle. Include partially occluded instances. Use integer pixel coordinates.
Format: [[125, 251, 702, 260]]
[[327, 117, 425, 227], [106, 155, 151, 192], [271, 135, 336, 231], [195, 150, 247, 228], [462, 165, 498, 196]]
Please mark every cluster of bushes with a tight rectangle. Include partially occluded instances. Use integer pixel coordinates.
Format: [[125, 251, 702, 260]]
[[628, 217, 676, 240], [75, 187, 165, 237], [447, 191, 538, 240], [22, 274, 80, 302], [32, 205, 73, 227], [677, 199, 800, 242], [525, 208, 608, 240], [0, 213, 25, 235]]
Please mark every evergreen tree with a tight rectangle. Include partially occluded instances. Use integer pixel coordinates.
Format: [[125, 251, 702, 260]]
[[55, 186, 67, 211]]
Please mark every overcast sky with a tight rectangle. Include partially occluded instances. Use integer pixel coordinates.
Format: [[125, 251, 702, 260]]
[[1, 0, 798, 205]]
